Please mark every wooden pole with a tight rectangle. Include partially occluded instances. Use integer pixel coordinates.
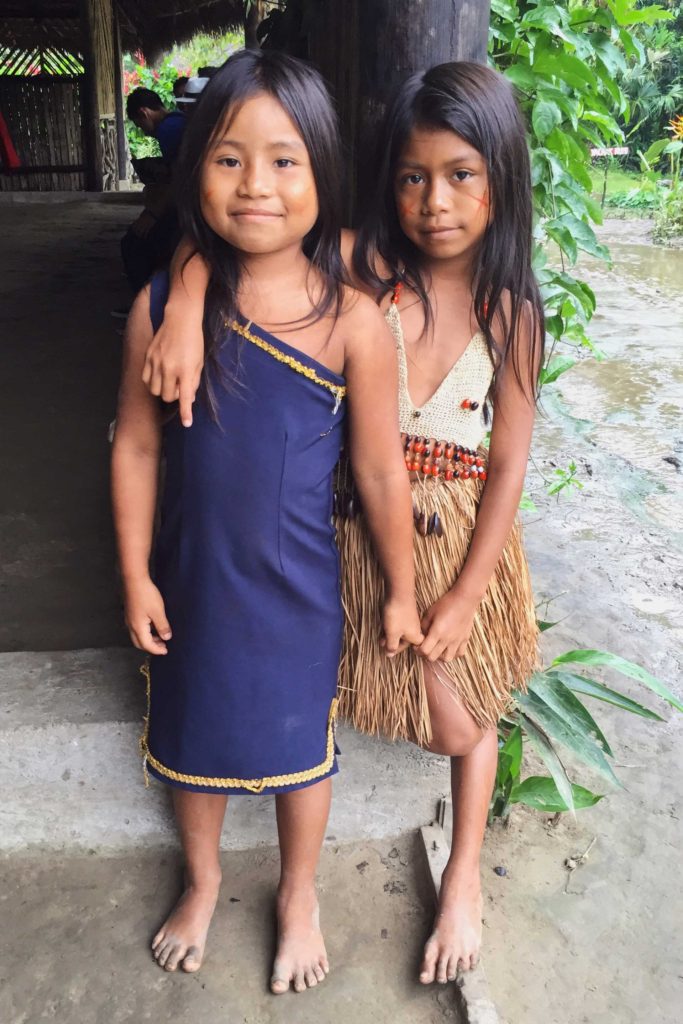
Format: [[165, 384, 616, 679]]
[[113, 4, 127, 182], [79, 0, 103, 191]]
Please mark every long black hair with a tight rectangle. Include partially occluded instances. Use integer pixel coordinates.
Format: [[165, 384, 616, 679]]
[[354, 61, 545, 400], [174, 48, 346, 392]]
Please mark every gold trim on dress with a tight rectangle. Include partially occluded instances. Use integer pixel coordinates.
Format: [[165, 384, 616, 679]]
[[229, 319, 347, 410], [139, 663, 338, 793]]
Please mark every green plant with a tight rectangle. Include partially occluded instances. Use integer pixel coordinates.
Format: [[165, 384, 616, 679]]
[[641, 114, 683, 240], [490, 642, 683, 820], [490, 0, 671, 381]]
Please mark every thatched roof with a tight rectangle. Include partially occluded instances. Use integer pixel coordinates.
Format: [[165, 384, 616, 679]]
[[0, 1, 246, 60]]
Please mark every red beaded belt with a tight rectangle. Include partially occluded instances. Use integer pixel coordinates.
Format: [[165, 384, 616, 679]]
[[334, 434, 488, 534], [402, 433, 488, 481]]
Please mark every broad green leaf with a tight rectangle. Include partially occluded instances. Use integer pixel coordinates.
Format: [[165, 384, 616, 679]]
[[519, 712, 575, 813], [608, 0, 672, 27], [533, 99, 562, 141], [544, 222, 578, 264], [589, 35, 627, 76], [529, 672, 614, 758], [539, 354, 576, 385], [533, 50, 599, 93], [551, 650, 683, 713], [501, 725, 523, 779], [550, 215, 610, 261], [519, 491, 539, 513], [548, 670, 663, 722], [641, 138, 670, 167], [504, 64, 538, 93], [517, 690, 620, 786], [519, 4, 567, 32], [511, 776, 603, 813]]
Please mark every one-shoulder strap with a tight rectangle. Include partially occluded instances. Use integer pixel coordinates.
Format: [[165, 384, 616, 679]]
[[148, 270, 170, 335]]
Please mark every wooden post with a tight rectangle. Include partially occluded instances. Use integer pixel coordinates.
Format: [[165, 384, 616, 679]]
[[308, 0, 491, 217], [112, 4, 127, 182], [79, 0, 103, 191]]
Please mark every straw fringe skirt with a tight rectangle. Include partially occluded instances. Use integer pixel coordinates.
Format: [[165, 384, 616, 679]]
[[336, 475, 538, 746]]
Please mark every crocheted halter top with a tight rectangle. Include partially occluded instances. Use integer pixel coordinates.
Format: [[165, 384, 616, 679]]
[[385, 297, 494, 450]]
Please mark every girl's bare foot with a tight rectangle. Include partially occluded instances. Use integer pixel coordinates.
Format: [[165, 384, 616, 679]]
[[419, 865, 483, 984], [152, 870, 221, 973], [270, 881, 329, 994]]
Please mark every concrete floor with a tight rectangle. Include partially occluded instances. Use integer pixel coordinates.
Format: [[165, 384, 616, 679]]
[[0, 199, 132, 651], [0, 836, 460, 1024]]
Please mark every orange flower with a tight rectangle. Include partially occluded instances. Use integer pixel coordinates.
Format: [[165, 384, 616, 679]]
[[667, 115, 683, 140]]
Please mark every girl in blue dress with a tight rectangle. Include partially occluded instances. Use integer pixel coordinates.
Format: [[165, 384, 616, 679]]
[[111, 50, 422, 990]]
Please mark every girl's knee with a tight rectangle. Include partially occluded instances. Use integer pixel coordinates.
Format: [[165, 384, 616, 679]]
[[426, 704, 485, 756]]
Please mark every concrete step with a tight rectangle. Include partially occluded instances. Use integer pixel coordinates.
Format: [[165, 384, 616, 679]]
[[1, 648, 450, 853]]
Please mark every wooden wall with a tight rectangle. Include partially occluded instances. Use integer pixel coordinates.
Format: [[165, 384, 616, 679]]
[[0, 75, 85, 191]]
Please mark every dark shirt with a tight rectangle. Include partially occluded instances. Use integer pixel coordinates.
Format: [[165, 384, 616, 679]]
[[156, 111, 186, 164]]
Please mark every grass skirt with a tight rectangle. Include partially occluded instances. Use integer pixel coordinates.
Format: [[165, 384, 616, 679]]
[[336, 474, 538, 746]]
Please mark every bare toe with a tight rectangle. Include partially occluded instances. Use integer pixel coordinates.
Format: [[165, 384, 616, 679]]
[[181, 946, 202, 973], [304, 968, 318, 988], [419, 941, 438, 984], [436, 954, 449, 985], [293, 970, 307, 993], [313, 964, 326, 983], [271, 972, 289, 995], [446, 956, 458, 982]]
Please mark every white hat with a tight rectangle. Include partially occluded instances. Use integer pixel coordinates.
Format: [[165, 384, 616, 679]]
[[176, 77, 209, 106]]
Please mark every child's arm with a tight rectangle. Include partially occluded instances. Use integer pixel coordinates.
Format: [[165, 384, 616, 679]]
[[112, 289, 171, 655], [418, 311, 540, 663], [142, 237, 208, 427], [343, 294, 424, 655]]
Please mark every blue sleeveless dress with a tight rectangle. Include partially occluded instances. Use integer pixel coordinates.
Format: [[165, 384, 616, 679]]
[[140, 274, 346, 795]]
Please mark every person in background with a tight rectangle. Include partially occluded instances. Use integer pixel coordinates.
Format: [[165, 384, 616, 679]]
[[114, 88, 186, 308], [172, 76, 189, 102]]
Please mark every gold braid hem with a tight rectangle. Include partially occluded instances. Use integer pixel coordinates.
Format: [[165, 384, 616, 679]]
[[139, 663, 338, 793]]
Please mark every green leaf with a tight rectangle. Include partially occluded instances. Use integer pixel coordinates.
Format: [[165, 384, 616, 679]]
[[533, 99, 562, 141], [551, 650, 683, 713], [519, 491, 539, 513], [539, 354, 576, 385], [511, 776, 603, 813], [501, 725, 523, 779], [504, 64, 538, 93], [517, 690, 620, 786], [533, 50, 599, 93], [529, 672, 614, 758], [519, 712, 575, 813], [544, 221, 578, 264], [641, 138, 670, 167], [548, 215, 610, 261], [537, 620, 559, 633], [548, 670, 663, 722]]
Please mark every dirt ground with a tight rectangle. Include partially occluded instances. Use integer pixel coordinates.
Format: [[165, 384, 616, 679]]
[[0, 835, 461, 1024]]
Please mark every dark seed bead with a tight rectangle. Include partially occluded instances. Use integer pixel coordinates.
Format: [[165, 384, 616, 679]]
[[434, 513, 444, 538], [427, 513, 436, 536], [413, 410, 421, 418], [333, 492, 340, 516], [413, 503, 421, 523], [417, 511, 428, 537], [471, 401, 480, 411], [347, 497, 356, 519]]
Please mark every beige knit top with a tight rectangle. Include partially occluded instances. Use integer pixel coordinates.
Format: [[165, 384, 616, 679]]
[[385, 300, 494, 450]]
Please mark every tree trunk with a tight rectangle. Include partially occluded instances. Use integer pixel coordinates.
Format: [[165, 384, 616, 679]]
[[307, 0, 491, 218]]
